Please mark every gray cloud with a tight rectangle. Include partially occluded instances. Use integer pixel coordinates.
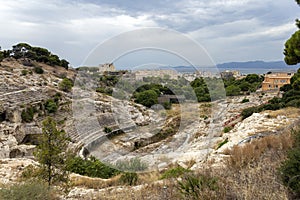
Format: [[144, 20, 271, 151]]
[[0, 0, 299, 67]]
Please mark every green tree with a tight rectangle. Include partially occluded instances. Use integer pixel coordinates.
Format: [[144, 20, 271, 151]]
[[60, 59, 69, 69], [245, 74, 261, 83], [135, 89, 158, 107], [226, 85, 241, 96], [284, 1, 300, 65], [34, 117, 70, 187], [284, 31, 300, 65]]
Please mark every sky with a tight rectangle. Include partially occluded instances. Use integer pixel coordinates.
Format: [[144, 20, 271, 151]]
[[0, 0, 299, 68]]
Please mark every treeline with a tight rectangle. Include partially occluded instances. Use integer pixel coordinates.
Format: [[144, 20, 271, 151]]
[[0, 43, 69, 69], [242, 69, 300, 119], [94, 73, 264, 108]]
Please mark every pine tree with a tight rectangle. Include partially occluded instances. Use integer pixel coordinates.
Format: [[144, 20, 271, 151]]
[[34, 117, 70, 187]]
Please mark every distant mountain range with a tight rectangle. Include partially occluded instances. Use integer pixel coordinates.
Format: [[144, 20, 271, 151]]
[[170, 61, 300, 74]]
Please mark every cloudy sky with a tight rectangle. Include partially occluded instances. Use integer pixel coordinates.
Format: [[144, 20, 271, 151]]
[[0, 0, 299, 68]]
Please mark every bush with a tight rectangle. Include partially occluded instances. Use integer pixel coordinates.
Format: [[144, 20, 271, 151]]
[[0, 181, 58, 200], [115, 157, 148, 172], [66, 156, 120, 179], [119, 172, 138, 186], [59, 78, 73, 92], [160, 166, 191, 179], [223, 126, 233, 133], [226, 85, 241, 96], [21, 69, 28, 76], [241, 98, 249, 103], [44, 99, 58, 113], [241, 106, 260, 119], [162, 102, 172, 110], [280, 129, 300, 197], [177, 172, 222, 200], [104, 127, 112, 133], [96, 87, 113, 96], [135, 90, 158, 108], [34, 66, 44, 74], [21, 107, 35, 122], [216, 138, 229, 149]]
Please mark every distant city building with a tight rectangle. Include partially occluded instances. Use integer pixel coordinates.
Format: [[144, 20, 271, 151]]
[[220, 70, 241, 80], [262, 72, 294, 91], [134, 69, 178, 80]]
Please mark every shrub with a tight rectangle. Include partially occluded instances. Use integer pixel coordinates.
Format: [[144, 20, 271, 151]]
[[241, 106, 261, 119], [223, 126, 232, 133], [21, 69, 28, 76], [44, 99, 58, 113], [279, 129, 300, 197], [34, 66, 44, 74], [160, 166, 191, 179], [241, 98, 249, 103], [59, 78, 73, 92], [0, 181, 58, 200], [104, 127, 112, 133], [135, 90, 158, 108], [66, 156, 120, 179], [95, 87, 113, 96], [216, 138, 229, 149], [162, 102, 172, 110], [119, 172, 138, 186], [115, 157, 148, 172], [21, 107, 35, 122], [177, 172, 222, 200]]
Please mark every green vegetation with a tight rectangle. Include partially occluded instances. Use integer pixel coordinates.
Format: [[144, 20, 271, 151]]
[[34, 117, 70, 186], [283, 0, 300, 64], [135, 89, 158, 108], [160, 166, 191, 179], [223, 74, 263, 94], [44, 99, 58, 113], [115, 157, 148, 172], [279, 128, 300, 197], [226, 85, 241, 96], [241, 69, 300, 119], [21, 69, 28, 76], [66, 156, 120, 179], [0, 181, 57, 200], [58, 78, 73, 92], [177, 172, 222, 200], [0, 43, 69, 69], [34, 66, 44, 74], [119, 172, 138, 186], [21, 107, 35, 123], [103, 126, 112, 133], [241, 98, 250, 103], [216, 138, 229, 149], [223, 126, 233, 133]]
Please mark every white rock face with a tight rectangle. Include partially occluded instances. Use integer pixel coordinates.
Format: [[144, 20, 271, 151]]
[[0, 158, 38, 184], [0, 133, 18, 159]]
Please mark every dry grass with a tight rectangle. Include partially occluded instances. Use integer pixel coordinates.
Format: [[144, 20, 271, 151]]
[[265, 107, 300, 118], [216, 130, 295, 199], [70, 174, 121, 189], [71, 181, 180, 200], [226, 132, 293, 170]]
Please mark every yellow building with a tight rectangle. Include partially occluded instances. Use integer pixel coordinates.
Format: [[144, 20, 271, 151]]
[[262, 72, 294, 91]]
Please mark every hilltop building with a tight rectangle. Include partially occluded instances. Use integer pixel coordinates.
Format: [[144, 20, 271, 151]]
[[98, 63, 116, 72], [262, 72, 294, 91]]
